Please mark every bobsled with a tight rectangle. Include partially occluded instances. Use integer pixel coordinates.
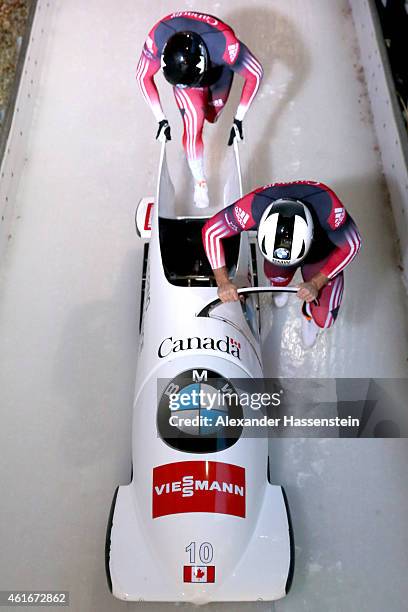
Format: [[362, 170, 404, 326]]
[[106, 142, 294, 604]]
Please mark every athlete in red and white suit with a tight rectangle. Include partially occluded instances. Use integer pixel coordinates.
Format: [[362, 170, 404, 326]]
[[202, 182, 361, 331], [136, 12, 263, 194]]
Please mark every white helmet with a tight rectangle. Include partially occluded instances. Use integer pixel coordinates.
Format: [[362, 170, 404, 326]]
[[257, 198, 314, 266]]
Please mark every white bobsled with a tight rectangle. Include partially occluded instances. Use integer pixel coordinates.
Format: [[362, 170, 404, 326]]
[[106, 143, 294, 604]]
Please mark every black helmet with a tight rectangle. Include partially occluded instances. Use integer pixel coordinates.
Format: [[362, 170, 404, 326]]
[[161, 31, 209, 87]]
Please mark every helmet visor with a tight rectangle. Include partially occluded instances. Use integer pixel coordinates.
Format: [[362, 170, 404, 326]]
[[272, 215, 295, 260]]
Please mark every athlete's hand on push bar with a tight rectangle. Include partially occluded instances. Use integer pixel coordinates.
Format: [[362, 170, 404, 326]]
[[217, 281, 240, 303], [228, 119, 243, 146], [297, 281, 319, 303], [156, 119, 171, 142]]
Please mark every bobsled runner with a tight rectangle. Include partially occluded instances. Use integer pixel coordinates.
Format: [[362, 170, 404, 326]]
[[106, 142, 294, 604]]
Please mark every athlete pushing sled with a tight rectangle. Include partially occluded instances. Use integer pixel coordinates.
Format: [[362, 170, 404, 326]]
[[203, 182, 362, 347], [136, 11, 263, 208]]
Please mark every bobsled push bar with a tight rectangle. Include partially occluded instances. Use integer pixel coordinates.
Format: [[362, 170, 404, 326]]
[[197, 286, 299, 318], [233, 137, 243, 198]]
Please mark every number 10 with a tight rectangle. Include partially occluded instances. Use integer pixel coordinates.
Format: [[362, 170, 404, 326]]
[[185, 541, 214, 564]]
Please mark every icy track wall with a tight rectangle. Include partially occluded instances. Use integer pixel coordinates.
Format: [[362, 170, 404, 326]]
[[0, 0, 53, 262], [351, 0, 408, 285]]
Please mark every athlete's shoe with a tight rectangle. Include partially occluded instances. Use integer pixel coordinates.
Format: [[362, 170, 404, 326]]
[[273, 292, 289, 308], [194, 180, 209, 208], [301, 315, 319, 348]]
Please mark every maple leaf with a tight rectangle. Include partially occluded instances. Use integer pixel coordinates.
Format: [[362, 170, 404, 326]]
[[195, 568, 205, 579]]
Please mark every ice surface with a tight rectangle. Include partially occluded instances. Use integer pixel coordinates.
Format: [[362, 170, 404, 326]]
[[0, 1, 407, 611]]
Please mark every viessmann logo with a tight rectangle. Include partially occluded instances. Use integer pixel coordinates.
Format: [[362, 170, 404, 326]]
[[158, 336, 241, 360], [152, 461, 246, 518]]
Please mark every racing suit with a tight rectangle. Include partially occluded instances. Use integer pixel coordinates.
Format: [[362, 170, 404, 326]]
[[136, 11, 263, 182], [202, 182, 362, 328]]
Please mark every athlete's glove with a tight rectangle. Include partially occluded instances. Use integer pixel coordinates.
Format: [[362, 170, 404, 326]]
[[228, 119, 243, 146], [156, 119, 171, 142]]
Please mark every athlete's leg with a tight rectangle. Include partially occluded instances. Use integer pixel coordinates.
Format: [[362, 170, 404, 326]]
[[173, 86, 207, 182], [206, 67, 234, 124], [173, 86, 210, 207], [301, 260, 344, 329]]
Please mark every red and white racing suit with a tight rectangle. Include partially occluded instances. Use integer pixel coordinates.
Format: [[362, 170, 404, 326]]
[[136, 11, 263, 182], [202, 182, 362, 329]]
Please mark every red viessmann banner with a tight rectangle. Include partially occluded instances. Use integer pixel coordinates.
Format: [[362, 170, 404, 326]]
[[152, 461, 246, 519]]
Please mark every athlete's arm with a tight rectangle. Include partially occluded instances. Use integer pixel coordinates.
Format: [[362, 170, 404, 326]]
[[202, 192, 256, 302], [232, 43, 264, 122], [214, 267, 240, 302], [320, 216, 362, 279], [301, 183, 362, 282], [136, 34, 166, 123]]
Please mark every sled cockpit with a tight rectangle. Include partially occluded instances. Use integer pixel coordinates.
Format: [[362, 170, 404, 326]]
[[158, 216, 240, 287]]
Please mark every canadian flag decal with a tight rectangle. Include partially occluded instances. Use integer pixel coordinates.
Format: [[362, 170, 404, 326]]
[[152, 461, 246, 518], [184, 565, 215, 583]]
